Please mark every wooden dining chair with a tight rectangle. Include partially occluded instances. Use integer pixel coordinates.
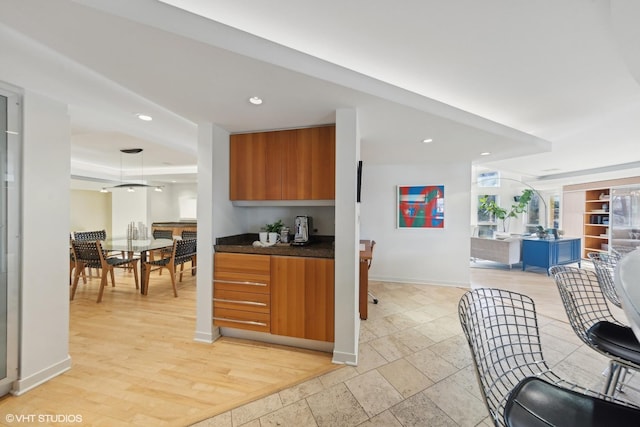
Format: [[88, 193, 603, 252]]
[[181, 230, 197, 275], [72, 229, 111, 276], [70, 240, 139, 303], [150, 229, 174, 273], [143, 238, 197, 297]]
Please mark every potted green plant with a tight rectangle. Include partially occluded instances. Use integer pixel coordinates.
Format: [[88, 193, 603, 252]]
[[264, 220, 284, 244], [265, 219, 284, 234], [479, 189, 534, 235]]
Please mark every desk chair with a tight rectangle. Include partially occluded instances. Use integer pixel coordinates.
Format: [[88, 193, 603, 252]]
[[367, 240, 378, 304]]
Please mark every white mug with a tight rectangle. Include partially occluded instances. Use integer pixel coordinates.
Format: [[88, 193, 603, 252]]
[[259, 231, 268, 243], [268, 232, 279, 244]]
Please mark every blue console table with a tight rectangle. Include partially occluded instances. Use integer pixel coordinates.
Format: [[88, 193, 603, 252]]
[[522, 237, 581, 274]]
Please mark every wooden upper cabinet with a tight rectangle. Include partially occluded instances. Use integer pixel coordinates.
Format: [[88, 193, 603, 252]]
[[282, 126, 336, 200], [229, 125, 335, 201], [229, 132, 284, 200]]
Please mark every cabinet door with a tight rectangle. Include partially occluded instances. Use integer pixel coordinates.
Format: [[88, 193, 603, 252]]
[[229, 132, 283, 200], [282, 126, 335, 200], [304, 257, 335, 342], [271, 256, 334, 342]]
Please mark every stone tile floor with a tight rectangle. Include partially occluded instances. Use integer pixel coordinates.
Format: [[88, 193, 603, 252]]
[[192, 265, 640, 426]]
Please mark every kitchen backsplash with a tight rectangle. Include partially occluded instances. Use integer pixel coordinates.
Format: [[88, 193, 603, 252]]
[[242, 205, 335, 235]]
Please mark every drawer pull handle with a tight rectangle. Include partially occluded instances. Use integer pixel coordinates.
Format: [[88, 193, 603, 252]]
[[213, 279, 267, 287], [213, 298, 267, 307], [212, 317, 267, 327]]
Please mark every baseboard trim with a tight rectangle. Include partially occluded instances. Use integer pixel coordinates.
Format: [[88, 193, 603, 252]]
[[219, 328, 334, 353], [12, 355, 72, 396], [193, 326, 220, 344], [332, 350, 358, 366]]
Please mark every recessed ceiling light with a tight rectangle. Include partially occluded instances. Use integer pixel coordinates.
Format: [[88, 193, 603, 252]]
[[480, 152, 491, 156], [249, 96, 263, 105], [135, 113, 153, 121], [100, 187, 109, 193], [422, 138, 433, 144]]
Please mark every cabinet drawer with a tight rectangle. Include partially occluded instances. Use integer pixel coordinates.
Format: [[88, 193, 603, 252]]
[[213, 308, 270, 333], [214, 278, 270, 294], [214, 289, 270, 314], [214, 253, 271, 293]]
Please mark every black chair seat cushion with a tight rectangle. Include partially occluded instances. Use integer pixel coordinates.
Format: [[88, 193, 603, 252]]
[[147, 258, 171, 267], [504, 377, 640, 427], [106, 257, 136, 267], [587, 321, 640, 365]]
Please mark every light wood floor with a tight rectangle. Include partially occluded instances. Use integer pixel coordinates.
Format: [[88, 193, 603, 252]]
[[0, 267, 339, 427]]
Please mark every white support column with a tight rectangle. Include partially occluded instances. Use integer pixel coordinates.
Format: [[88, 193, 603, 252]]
[[194, 123, 217, 342], [332, 108, 360, 365]]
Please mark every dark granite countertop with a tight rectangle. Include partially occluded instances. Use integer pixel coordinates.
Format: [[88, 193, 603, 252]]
[[215, 233, 334, 259]]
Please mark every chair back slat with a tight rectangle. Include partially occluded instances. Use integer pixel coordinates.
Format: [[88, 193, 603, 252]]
[[74, 229, 107, 241], [71, 240, 102, 268], [174, 238, 196, 262], [181, 230, 197, 240], [153, 229, 173, 240]]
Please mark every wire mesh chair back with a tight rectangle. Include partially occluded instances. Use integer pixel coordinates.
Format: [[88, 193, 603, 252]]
[[73, 229, 107, 241], [587, 252, 622, 308], [458, 288, 564, 426], [153, 229, 173, 240], [549, 265, 623, 346], [612, 246, 638, 259]]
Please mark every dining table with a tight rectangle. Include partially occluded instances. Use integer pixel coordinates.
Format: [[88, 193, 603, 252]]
[[102, 238, 174, 294]]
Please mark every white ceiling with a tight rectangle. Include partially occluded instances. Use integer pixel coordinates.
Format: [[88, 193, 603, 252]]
[[2, 0, 640, 190]]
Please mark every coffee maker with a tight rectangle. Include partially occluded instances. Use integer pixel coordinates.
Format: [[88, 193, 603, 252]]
[[292, 216, 312, 245]]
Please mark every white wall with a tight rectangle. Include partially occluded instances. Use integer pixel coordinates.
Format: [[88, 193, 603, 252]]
[[360, 162, 471, 287], [70, 189, 112, 236], [147, 182, 198, 225], [16, 90, 71, 394], [112, 188, 148, 238], [147, 185, 176, 223]]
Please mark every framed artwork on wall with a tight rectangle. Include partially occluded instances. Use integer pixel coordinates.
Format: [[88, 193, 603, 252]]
[[397, 185, 445, 228]]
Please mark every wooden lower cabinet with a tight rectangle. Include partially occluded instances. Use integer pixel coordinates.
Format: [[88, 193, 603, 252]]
[[270, 256, 335, 342], [213, 253, 271, 333], [213, 252, 334, 342]]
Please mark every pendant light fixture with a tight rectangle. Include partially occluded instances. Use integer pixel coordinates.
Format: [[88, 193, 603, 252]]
[[100, 148, 164, 192]]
